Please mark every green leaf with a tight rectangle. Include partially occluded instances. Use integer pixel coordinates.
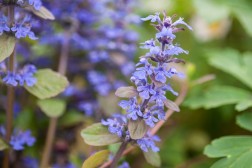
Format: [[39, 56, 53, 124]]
[[208, 49, 252, 89], [0, 34, 15, 62], [81, 123, 121, 146], [0, 138, 9, 151], [115, 86, 138, 98], [223, 0, 252, 37], [236, 113, 252, 132], [235, 100, 252, 112], [25, 69, 69, 99], [204, 136, 252, 168], [128, 119, 148, 140], [143, 150, 161, 167], [193, 0, 230, 23], [184, 85, 251, 109], [37, 98, 66, 118], [59, 110, 85, 127], [82, 150, 110, 168], [164, 99, 180, 112]]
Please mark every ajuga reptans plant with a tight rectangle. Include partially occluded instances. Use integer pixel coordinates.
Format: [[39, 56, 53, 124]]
[[81, 12, 192, 167]]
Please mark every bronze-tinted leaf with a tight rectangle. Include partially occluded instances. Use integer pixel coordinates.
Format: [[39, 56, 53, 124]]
[[115, 86, 138, 98], [24, 6, 55, 20], [164, 99, 180, 112], [128, 119, 148, 139], [143, 150, 161, 167]]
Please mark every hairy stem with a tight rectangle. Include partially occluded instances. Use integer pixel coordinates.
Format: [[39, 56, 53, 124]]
[[3, 6, 15, 168], [110, 141, 128, 168], [40, 33, 70, 168]]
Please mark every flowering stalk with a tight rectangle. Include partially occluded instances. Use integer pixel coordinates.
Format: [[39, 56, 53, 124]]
[[96, 12, 192, 167], [40, 32, 70, 168], [1, 0, 55, 167], [3, 5, 15, 168]]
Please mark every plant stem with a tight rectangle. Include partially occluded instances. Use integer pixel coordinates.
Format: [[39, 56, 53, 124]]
[[40, 33, 70, 168], [100, 80, 189, 168], [3, 5, 15, 168], [109, 141, 128, 168]]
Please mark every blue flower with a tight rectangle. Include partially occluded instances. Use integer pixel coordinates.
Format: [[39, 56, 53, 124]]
[[137, 133, 160, 152], [22, 157, 39, 168], [154, 65, 168, 83], [28, 0, 42, 10], [119, 98, 143, 120], [9, 130, 36, 151], [101, 114, 127, 137], [119, 98, 136, 109], [18, 65, 37, 87], [3, 72, 20, 87], [156, 27, 175, 39], [127, 104, 143, 120], [78, 102, 96, 116], [118, 162, 130, 168], [164, 45, 189, 56], [150, 89, 167, 107], [162, 84, 178, 96], [140, 39, 155, 49], [11, 23, 38, 40], [172, 17, 193, 31], [141, 12, 160, 23], [0, 15, 10, 35], [136, 59, 153, 76], [143, 111, 159, 127], [137, 84, 156, 99]]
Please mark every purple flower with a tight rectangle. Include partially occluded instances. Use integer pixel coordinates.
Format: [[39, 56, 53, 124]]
[[28, 0, 42, 10], [18, 64, 37, 87], [156, 27, 175, 39], [162, 84, 178, 96], [118, 162, 130, 168], [137, 133, 160, 152], [150, 89, 167, 106], [119, 98, 136, 109], [164, 45, 189, 56], [172, 17, 193, 31], [11, 23, 38, 40], [3, 72, 20, 87], [141, 12, 160, 23], [78, 102, 96, 116], [0, 15, 10, 35], [154, 65, 168, 83], [140, 39, 155, 49], [9, 130, 36, 151], [137, 84, 156, 99], [101, 114, 127, 137], [127, 104, 143, 120], [143, 111, 159, 127], [22, 157, 39, 168], [136, 59, 153, 76]]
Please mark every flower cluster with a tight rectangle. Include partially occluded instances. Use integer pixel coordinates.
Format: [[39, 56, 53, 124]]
[[0, 126, 36, 151], [0, 0, 47, 40], [38, 0, 139, 117], [102, 12, 192, 153], [1, 64, 37, 87]]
